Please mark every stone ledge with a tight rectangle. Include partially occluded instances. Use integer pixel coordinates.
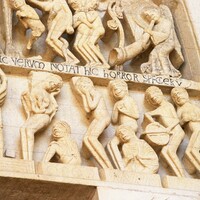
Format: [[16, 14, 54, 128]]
[[162, 175, 200, 192], [99, 169, 162, 187], [0, 157, 35, 174], [1, 55, 200, 91], [36, 162, 100, 181]]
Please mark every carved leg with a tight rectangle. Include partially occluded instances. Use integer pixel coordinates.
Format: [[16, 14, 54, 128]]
[[83, 118, 113, 169], [20, 127, 29, 160], [27, 22, 45, 50]]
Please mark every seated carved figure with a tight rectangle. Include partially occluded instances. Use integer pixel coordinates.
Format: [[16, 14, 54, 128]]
[[171, 87, 200, 174], [71, 76, 113, 169], [143, 86, 185, 177], [43, 121, 81, 165], [20, 71, 63, 160], [9, 0, 45, 50], [111, 125, 159, 174]]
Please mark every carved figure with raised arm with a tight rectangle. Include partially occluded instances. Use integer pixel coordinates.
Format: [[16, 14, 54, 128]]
[[27, 0, 79, 64], [143, 86, 185, 177], [69, 0, 110, 68], [71, 76, 113, 169], [140, 5, 183, 78], [43, 121, 81, 165], [9, 0, 45, 50], [0, 69, 7, 157], [108, 2, 184, 77], [171, 87, 200, 175], [20, 71, 63, 160]]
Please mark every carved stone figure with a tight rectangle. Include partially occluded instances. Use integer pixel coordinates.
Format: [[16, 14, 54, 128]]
[[71, 76, 113, 169], [108, 79, 139, 128], [28, 0, 79, 64], [107, 80, 158, 173], [43, 121, 81, 165], [140, 5, 183, 78], [20, 71, 63, 160], [171, 87, 200, 174], [111, 125, 159, 173], [142, 86, 185, 177], [69, 0, 110, 69], [9, 0, 45, 50], [0, 68, 7, 157], [108, 2, 184, 77]]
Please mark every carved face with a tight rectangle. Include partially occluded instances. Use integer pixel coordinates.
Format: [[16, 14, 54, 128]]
[[76, 77, 94, 94], [144, 7, 160, 22], [109, 80, 128, 100], [45, 77, 63, 93], [9, 0, 25, 9], [52, 122, 70, 139], [171, 88, 189, 106], [118, 128, 133, 143], [68, 0, 80, 11], [146, 86, 163, 107]]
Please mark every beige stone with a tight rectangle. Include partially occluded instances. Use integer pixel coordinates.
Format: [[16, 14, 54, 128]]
[[0, 157, 35, 174], [36, 162, 100, 181], [71, 76, 113, 169], [9, 0, 45, 50], [171, 87, 200, 175], [99, 168, 162, 187], [0, 68, 7, 157], [68, 0, 110, 69], [28, 0, 79, 64], [142, 86, 185, 177], [163, 175, 200, 192], [43, 121, 81, 165], [20, 71, 63, 161]]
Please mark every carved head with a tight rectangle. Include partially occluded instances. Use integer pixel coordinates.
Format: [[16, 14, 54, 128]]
[[44, 74, 63, 93], [75, 77, 94, 94], [9, 0, 25, 9], [68, 0, 82, 11], [145, 86, 164, 107], [171, 87, 189, 106], [109, 79, 128, 100], [52, 121, 71, 140], [142, 6, 161, 22], [116, 125, 135, 143]]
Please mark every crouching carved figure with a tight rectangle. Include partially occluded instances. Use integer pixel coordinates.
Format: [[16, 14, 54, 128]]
[[20, 71, 63, 160], [43, 121, 81, 165]]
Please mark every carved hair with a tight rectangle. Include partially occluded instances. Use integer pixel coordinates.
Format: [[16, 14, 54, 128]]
[[116, 124, 135, 139], [109, 79, 127, 91]]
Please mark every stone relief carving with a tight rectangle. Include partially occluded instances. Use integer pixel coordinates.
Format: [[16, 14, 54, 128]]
[[43, 121, 81, 165], [142, 86, 185, 177], [107, 79, 158, 173], [71, 76, 113, 169], [20, 71, 63, 160], [28, 0, 79, 64], [0, 68, 7, 157], [171, 87, 200, 175], [108, 1, 184, 77], [68, 0, 110, 69], [9, 0, 45, 50]]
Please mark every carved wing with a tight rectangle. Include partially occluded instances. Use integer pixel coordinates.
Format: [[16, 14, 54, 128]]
[[160, 4, 184, 68]]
